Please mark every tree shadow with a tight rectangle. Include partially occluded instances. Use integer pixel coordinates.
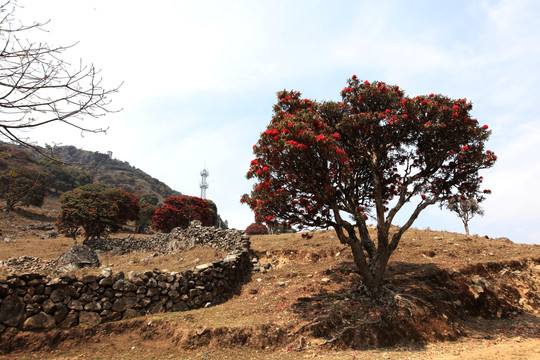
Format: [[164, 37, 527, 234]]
[[290, 260, 537, 350], [14, 207, 57, 222]]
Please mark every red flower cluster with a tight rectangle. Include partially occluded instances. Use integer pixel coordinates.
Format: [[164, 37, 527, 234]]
[[152, 196, 212, 233]]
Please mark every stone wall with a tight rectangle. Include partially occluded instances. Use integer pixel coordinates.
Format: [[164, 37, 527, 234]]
[[84, 222, 247, 254], [0, 224, 252, 333]]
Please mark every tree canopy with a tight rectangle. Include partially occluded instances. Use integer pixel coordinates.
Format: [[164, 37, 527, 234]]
[[152, 196, 213, 233], [56, 185, 139, 242], [242, 76, 497, 294]]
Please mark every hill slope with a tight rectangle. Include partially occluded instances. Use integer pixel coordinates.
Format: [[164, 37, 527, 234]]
[[0, 142, 181, 202]]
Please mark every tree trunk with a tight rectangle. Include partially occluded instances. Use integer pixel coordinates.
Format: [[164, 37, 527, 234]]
[[348, 239, 389, 296]]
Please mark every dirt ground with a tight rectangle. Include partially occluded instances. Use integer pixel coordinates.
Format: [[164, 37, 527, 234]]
[[0, 203, 539, 359]]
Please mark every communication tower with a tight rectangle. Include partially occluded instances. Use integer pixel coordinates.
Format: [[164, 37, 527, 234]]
[[200, 166, 209, 199]]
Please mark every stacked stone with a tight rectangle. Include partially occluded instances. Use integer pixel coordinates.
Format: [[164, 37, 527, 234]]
[[0, 250, 251, 332], [82, 235, 169, 254], [84, 222, 247, 254]]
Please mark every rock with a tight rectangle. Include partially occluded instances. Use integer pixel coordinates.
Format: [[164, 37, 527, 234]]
[[54, 306, 69, 324], [58, 311, 78, 328], [112, 279, 137, 292], [41, 231, 57, 239], [23, 312, 56, 330], [79, 311, 101, 327], [56, 245, 100, 270], [100, 268, 112, 278], [42, 299, 56, 314], [111, 297, 137, 312], [67, 300, 83, 311], [81, 275, 98, 284], [123, 309, 140, 319], [0, 295, 25, 327], [84, 301, 102, 312]]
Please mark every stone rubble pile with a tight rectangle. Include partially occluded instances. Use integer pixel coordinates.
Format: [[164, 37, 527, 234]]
[[0, 256, 58, 274]]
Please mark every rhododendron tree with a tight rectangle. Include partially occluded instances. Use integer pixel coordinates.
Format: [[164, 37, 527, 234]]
[[152, 196, 212, 233], [56, 185, 140, 243], [245, 222, 269, 235], [242, 76, 497, 295]]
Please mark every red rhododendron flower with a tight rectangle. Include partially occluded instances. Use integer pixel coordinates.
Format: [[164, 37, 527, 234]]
[[364, 80, 370, 86], [483, 125, 488, 129], [352, 74, 357, 79], [461, 146, 469, 151], [421, 99, 428, 105]]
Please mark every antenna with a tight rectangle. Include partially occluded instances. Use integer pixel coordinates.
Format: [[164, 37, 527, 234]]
[[200, 165, 209, 199]]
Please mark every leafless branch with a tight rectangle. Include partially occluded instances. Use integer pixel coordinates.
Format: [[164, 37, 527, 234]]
[[0, 0, 120, 152]]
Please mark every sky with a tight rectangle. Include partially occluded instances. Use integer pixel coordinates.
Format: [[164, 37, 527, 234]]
[[10, 0, 540, 244]]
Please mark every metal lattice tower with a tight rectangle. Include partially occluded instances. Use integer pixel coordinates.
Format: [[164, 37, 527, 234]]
[[200, 166, 209, 199]]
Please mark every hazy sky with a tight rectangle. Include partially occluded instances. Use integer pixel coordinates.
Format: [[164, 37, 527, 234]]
[[13, 0, 540, 244]]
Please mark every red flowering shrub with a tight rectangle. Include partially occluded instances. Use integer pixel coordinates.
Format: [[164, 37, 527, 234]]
[[245, 222, 269, 235], [242, 76, 497, 295], [152, 196, 212, 233]]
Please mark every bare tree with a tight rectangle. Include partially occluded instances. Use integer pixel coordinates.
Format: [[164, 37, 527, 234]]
[[0, 1, 119, 152], [446, 196, 485, 235]]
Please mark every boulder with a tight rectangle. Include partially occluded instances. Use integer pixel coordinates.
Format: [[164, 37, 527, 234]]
[[0, 295, 25, 327], [79, 311, 101, 327], [23, 312, 55, 330], [57, 245, 100, 271]]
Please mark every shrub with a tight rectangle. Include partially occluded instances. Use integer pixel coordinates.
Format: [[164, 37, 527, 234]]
[[245, 222, 269, 235], [152, 196, 212, 233]]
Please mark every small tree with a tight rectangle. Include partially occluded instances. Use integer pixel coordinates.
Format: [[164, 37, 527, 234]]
[[245, 222, 269, 235], [0, 165, 46, 211], [152, 196, 212, 233], [139, 193, 159, 206], [136, 201, 157, 233], [446, 196, 485, 235], [242, 76, 497, 296], [56, 185, 139, 243]]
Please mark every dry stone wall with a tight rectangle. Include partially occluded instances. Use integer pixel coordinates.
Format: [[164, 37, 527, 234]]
[[84, 222, 247, 254], [0, 224, 252, 333]]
